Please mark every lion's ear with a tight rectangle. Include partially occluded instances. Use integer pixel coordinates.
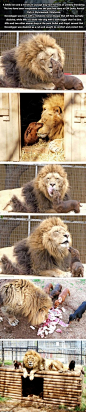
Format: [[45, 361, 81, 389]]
[[39, 306, 47, 312]]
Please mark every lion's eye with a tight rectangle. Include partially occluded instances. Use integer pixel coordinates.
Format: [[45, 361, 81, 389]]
[[40, 59, 45, 63]]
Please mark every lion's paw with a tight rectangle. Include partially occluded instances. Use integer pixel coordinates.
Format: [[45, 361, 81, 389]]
[[29, 371, 34, 380], [8, 317, 19, 326], [49, 140, 62, 153], [23, 368, 28, 378]]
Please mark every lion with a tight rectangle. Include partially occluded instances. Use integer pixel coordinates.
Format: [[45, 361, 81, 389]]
[[45, 359, 64, 371], [0, 217, 72, 276], [0, 279, 52, 327], [0, 33, 65, 89], [23, 350, 45, 380], [37, 94, 64, 152], [0, 164, 69, 213]]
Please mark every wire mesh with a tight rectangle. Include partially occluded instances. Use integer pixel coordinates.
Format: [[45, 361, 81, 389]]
[[0, 340, 86, 365]]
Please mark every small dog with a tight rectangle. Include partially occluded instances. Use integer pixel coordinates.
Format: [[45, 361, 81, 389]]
[[54, 288, 70, 307], [69, 246, 84, 277], [68, 301, 86, 323], [50, 283, 62, 298], [51, 58, 84, 90], [43, 283, 53, 294], [52, 191, 80, 213], [54, 200, 80, 214], [69, 360, 75, 371], [24, 122, 43, 145], [14, 360, 21, 369]]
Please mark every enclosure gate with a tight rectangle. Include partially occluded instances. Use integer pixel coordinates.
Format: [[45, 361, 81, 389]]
[[0, 367, 83, 408]]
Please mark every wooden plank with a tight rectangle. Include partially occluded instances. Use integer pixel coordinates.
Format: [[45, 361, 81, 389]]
[[64, 92, 72, 161]]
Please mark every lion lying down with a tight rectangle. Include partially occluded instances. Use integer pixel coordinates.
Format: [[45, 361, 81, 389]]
[[0, 164, 80, 214], [0, 216, 72, 276], [0, 164, 69, 213], [23, 350, 64, 380], [0, 279, 52, 326], [0, 33, 64, 89]]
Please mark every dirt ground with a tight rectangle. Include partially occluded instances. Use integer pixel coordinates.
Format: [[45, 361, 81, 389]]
[[0, 278, 86, 340], [0, 401, 76, 412]]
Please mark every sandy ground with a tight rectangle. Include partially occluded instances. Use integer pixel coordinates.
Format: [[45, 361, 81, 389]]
[[0, 277, 86, 340], [0, 401, 76, 412]]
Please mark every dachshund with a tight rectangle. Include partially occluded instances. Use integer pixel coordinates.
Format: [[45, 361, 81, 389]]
[[50, 283, 62, 298], [52, 191, 80, 213], [14, 360, 22, 369], [51, 59, 84, 90], [69, 246, 84, 277], [54, 288, 70, 308], [24, 122, 43, 145], [69, 360, 75, 371], [43, 283, 53, 294], [68, 301, 86, 323]]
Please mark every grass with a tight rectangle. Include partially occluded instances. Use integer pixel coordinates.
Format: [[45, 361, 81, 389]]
[[0, 396, 10, 401]]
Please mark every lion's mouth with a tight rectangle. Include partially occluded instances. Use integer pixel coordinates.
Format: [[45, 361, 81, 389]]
[[28, 361, 33, 367], [48, 186, 56, 197], [61, 239, 69, 247], [38, 133, 47, 138]]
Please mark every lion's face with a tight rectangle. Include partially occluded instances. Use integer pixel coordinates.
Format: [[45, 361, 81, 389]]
[[31, 291, 52, 326], [23, 350, 42, 371], [36, 47, 59, 74], [26, 354, 37, 370], [37, 95, 64, 139], [38, 172, 65, 200], [38, 111, 63, 139], [43, 221, 71, 259]]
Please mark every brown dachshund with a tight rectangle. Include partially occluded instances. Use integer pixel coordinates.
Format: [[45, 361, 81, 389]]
[[14, 360, 22, 369], [69, 246, 84, 277], [24, 122, 43, 145], [54, 288, 70, 307], [52, 191, 80, 213], [43, 283, 53, 294], [51, 59, 84, 90], [56, 200, 80, 213]]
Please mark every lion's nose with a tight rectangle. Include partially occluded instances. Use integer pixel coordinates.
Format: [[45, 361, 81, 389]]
[[64, 234, 69, 239], [50, 183, 56, 187]]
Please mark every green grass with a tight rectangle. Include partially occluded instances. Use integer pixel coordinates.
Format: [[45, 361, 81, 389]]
[[0, 396, 10, 401], [4, 361, 13, 365]]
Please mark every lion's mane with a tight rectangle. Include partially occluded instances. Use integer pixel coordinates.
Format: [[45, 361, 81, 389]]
[[0, 34, 65, 88], [0, 279, 52, 325], [0, 217, 72, 276]]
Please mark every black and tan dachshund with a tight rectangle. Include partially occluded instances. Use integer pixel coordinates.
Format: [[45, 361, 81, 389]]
[[68, 301, 86, 323]]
